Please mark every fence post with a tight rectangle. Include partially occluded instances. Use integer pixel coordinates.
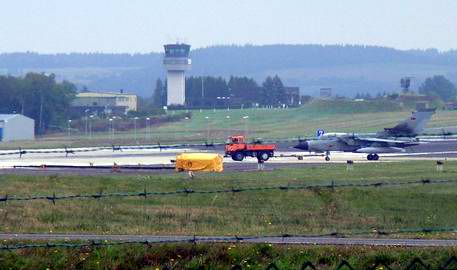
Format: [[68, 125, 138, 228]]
[[346, 160, 354, 171], [436, 160, 444, 172]]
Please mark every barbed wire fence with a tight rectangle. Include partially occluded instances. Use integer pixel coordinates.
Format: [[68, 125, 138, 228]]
[[0, 142, 222, 158], [0, 178, 453, 203], [0, 136, 309, 159], [0, 178, 455, 232]]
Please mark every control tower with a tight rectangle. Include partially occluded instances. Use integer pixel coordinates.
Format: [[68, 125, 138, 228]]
[[163, 43, 191, 106]]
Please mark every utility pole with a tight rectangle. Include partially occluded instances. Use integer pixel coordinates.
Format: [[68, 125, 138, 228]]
[[38, 91, 44, 134], [201, 77, 205, 99], [109, 118, 113, 141], [84, 109, 89, 136], [134, 117, 139, 144], [67, 120, 72, 138], [145, 117, 151, 140]]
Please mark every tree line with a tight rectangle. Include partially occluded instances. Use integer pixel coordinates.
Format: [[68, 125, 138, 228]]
[[354, 75, 457, 103], [2, 45, 456, 97], [0, 73, 76, 134], [2, 45, 457, 70], [153, 75, 296, 108]]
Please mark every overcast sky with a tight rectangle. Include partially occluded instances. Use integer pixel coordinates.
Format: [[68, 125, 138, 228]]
[[0, 0, 456, 53]]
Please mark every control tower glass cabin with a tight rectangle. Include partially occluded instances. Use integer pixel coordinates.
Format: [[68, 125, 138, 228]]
[[163, 44, 191, 106]]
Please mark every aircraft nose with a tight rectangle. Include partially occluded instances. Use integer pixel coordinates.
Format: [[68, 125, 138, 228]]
[[294, 141, 309, 151]]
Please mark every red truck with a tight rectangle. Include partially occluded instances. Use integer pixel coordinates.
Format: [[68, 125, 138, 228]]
[[225, 135, 276, 161]]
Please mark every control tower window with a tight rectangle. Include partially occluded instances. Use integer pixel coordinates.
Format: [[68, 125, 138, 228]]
[[164, 44, 191, 58]]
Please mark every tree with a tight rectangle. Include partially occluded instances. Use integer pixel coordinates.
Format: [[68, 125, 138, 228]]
[[0, 73, 76, 134], [153, 79, 166, 107], [228, 76, 259, 105], [22, 73, 76, 133], [261, 75, 286, 106], [419, 75, 457, 102], [185, 76, 229, 107]]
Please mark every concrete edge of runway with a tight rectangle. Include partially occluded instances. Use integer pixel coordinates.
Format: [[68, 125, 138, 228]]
[[1, 233, 456, 247]]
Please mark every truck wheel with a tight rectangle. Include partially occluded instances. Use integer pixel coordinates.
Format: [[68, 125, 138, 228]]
[[232, 152, 245, 161], [258, 152, 270, 161]]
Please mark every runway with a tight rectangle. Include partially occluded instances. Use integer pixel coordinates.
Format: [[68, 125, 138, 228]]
[[0, 139, 455, 175], [1, 233, 456, 247]]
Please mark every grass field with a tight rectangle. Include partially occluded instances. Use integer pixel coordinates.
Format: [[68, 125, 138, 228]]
[[1, 161, 457, 237], [0, 100, 455, 149], [1, 243, 456, 270]]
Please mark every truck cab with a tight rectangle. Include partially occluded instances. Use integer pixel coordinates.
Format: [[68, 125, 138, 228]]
[[227, 135, 246, 144]]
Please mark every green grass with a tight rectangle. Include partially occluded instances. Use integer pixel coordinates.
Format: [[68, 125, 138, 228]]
[[1, 243, 457, 270], [1, 101, 455, 150], [148, 100, 456, 141], [1, 161, 457, 237]]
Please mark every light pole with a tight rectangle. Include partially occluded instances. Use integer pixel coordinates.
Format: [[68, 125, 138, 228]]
[[113, 116, 120, 140], [67, 119, 72, 138], [205, 116, 210, 142], [84, 109, 89, 136], [145, 117, 151, 140], [201, 77, 205, 99], [242, 115, 249, 138], [184, 116, 190, 140], [89, 115, 94, 139], [134, 116, 139, 144], [225, 116, 231, 138], [109, 118, 113, 141]]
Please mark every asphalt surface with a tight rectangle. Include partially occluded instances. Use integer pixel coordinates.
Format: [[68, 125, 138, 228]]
[[0, 140, 456, 176], [0, 163, 311, 176], [0, 233, 456, 247]]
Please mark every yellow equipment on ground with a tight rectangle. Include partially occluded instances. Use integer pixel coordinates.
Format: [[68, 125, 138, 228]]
[[175, 153, 224, 172]]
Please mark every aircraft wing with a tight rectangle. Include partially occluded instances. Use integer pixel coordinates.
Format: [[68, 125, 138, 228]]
[[356, 137, 421, 146]]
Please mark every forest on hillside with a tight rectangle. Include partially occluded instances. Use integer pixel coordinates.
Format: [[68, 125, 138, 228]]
[[1, 45, 457, 97]]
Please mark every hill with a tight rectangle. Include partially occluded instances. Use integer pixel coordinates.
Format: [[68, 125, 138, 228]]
[[1, 45, 457, 97]]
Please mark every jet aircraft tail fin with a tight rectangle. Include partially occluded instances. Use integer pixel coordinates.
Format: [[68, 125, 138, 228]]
[[377, 108, 435, 137]]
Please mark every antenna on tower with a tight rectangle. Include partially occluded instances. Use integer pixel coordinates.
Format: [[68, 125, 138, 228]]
[[400, 76, 414, 93]]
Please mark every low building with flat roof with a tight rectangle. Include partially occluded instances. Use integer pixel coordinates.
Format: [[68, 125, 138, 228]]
[[0, 114, 35, 142], [71, 91, 138, 115], [320, 88, 332, 99]]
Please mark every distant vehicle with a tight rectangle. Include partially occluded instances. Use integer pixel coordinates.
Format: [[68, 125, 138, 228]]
[[294, 109, 435, 161], [225, 135, 276, 161]]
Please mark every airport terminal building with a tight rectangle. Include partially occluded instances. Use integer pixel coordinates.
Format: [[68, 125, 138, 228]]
[[0, 114, 35, 142]]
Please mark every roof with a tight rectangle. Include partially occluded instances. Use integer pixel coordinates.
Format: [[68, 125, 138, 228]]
[[0, 114, 20, 121], [0, 114, 33, 122], [77, 92, 137, 98]]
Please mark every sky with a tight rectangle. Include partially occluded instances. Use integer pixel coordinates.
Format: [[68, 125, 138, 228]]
[[0, 0, 456, 53]]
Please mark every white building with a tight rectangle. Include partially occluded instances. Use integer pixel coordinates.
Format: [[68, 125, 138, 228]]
[[163, 43, 192, 106], [0, 114, 35, 142]]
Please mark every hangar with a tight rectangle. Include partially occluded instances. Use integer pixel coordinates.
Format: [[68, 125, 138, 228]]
[[0, 114, 35, 142]]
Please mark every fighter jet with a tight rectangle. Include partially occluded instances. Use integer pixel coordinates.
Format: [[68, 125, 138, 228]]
[[294, 108, 435, 161]]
